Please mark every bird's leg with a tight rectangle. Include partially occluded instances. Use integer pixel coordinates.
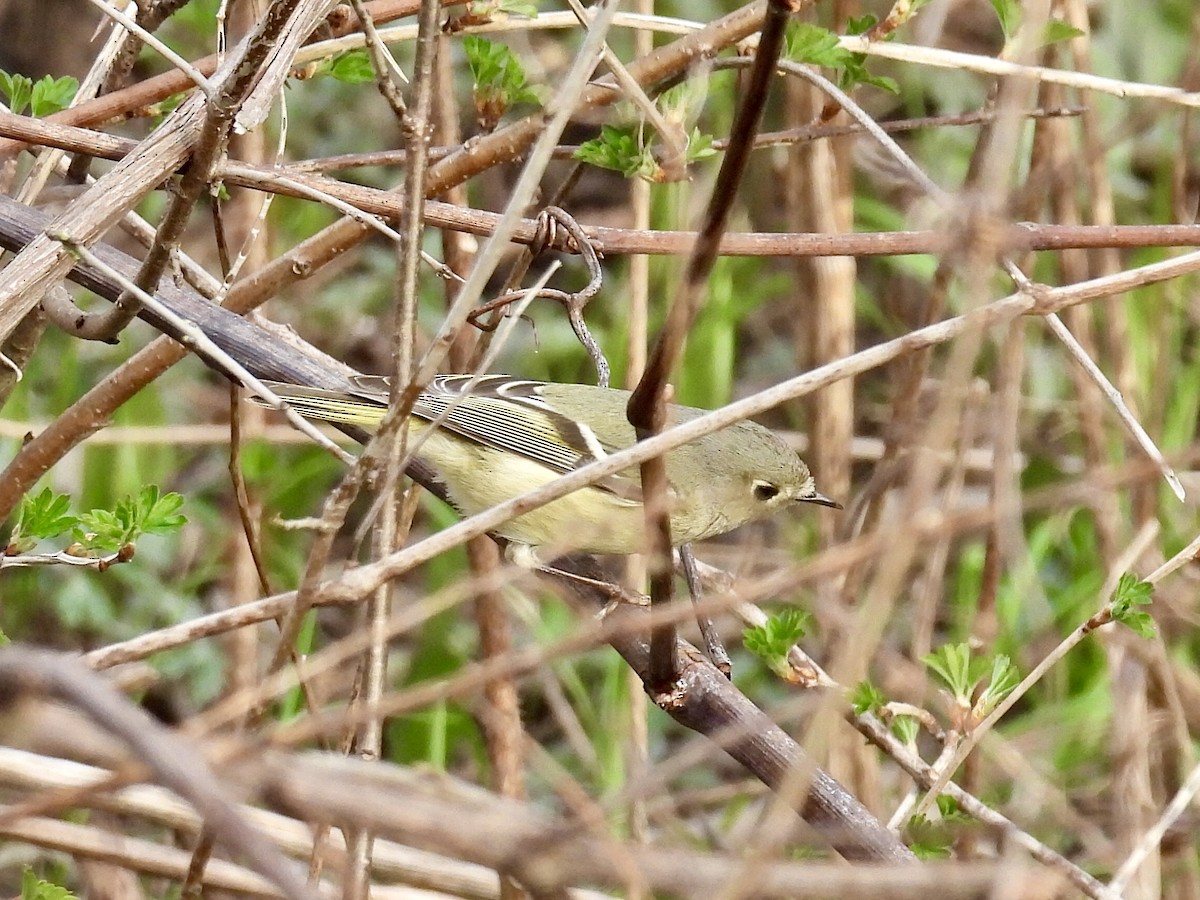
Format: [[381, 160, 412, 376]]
[[679, 544, 731, 678]]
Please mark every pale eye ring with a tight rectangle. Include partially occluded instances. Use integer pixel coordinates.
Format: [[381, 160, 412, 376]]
[[752, 480, 780, 502]]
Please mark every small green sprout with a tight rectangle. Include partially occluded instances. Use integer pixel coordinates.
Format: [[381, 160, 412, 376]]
[[1108, 572, 1155, 639], [743, 609, 809, 679], [7, 487, 79, 555], [74, 486, 187, 554], [315, 50, 377, 85], [924, 642, 1019, 728], [21, 867, 78, 900], [0, 71, 78, 117], [462, 35, 542, 129], [851, 679, 887, 715], [783, 21, 898, 95]]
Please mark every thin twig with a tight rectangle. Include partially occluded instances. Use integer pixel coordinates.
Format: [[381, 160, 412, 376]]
[[839, 34, 1200, 108], [1109, 755, 1200, 894], [1043, 309, 1185, 500], [467, 207, 610, 386], [78, 0, 214, 95], [0, 546, 134, 570], [349, 0, 409, 119]]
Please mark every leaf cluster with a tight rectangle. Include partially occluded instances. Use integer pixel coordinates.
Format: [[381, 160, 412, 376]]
[[743, 609, 809, 679], [0, 71, 78, 117], [6, 486, 186, 556], [20, 868, 77, 900], [989, 0, 1086, 47], [1107, 572, 1155, 639], [906, 796, 972, 859], [575, 124, 716, 183], [314, 50, 377, 85], [462, 35, 543, 130], [923, 642, 1019, 726], [783, 20, 899, 95]]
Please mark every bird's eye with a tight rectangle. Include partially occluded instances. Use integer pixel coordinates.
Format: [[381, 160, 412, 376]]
[[752, 481, 780, 502]]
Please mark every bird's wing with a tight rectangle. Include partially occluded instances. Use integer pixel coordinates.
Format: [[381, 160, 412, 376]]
[[353, 374, 643, 502]]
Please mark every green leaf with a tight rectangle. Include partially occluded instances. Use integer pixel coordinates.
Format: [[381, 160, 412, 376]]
[[847, 69, 899, 94], [29, 75, 78, 116], [75, 507, 123, 553], [21, 868, 78, 900], [784, 21, 898, 96], [743, 609, 809, 676], [905, 814, 953, 859], [575, 125, 658, 180], [923, 641, 973, 702], [0, 70, 34, 115], [850, 680, 886, 715], [936, 795, 966, 820], [990, 0, 1021, 40], [975, 654, 1020, 715], [891, 715, 919, 744], [905, 797, 969, 859], [657, 80, 706, 127], [1042, 19, 1085, 46], [844, 14, 878, 36], [784, 23, 851, 68], [685, 128, 716, 164], [575, 122, 713, 182], [462, 35, 541, 127], [8, 487, 79, 552], [75, 487, 186, 553], [132, 486, 187, 535], [840, 51, 900, 95], [317, 50, 377, 85], [1110, 572, 1156, 638], [926, 643, 1022, 719]]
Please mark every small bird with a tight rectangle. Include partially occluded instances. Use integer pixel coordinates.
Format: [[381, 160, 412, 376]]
[[258, 374, 839, 558]]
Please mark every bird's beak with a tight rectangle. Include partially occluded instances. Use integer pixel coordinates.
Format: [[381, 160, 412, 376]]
[[802, 490, 843, 510]]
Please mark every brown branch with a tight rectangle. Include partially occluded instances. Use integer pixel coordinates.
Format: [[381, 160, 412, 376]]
[[0, 0, 334, 346], [423, 1, 769, 195], [261, 752, 1031, 896], [0, 646, 318, 900], [0, 194, 378, 521], [0, 0, 465, 159], [11, 108, 1197, 257]]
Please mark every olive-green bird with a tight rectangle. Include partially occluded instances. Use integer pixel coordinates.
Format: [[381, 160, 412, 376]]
[[258, 374, 838, 558]]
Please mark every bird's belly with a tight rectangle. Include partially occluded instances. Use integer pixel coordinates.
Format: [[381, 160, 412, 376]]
[[414, 429, 649, 555]]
